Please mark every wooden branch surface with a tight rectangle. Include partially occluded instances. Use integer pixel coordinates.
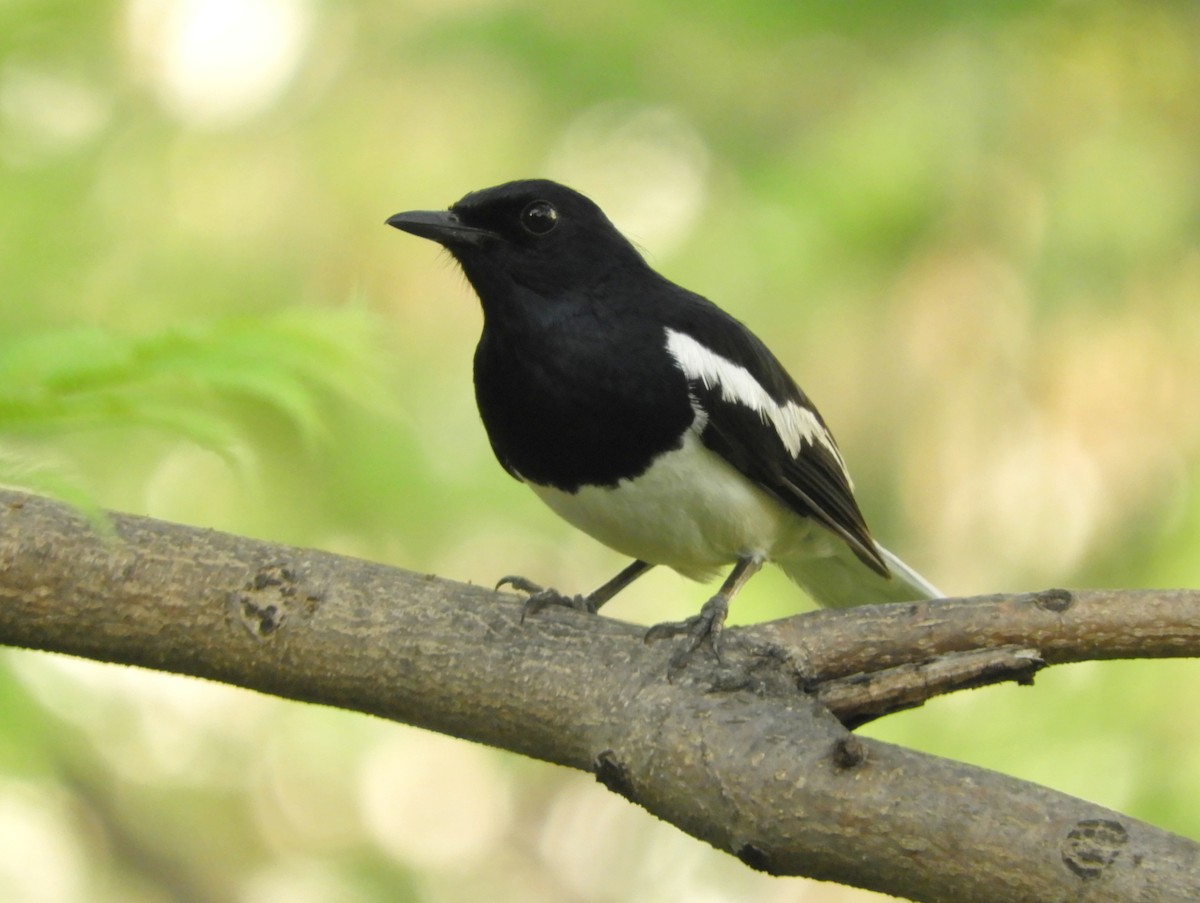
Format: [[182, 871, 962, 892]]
[[1, 489, 1198, 902], [753, 587, 1200, 680]]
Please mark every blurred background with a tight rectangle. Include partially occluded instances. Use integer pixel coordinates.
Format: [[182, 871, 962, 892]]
[[2, 1, 1199, 901]]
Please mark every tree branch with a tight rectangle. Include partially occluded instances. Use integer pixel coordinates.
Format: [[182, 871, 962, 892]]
[[812, 644, 1044, 728], [1, 488, 1197, 902], [740, 586, 1200, 726], [752, 586, 1200, 681]]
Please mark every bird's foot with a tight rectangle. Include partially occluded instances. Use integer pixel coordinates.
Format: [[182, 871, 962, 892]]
[[644, 593, 730, 675], [495, 575, 597, 622]]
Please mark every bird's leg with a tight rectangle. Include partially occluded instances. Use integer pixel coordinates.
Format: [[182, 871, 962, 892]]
[[497, 559, 654, 622], [584, 559, 656, 610], [644, 555, 764, 671]]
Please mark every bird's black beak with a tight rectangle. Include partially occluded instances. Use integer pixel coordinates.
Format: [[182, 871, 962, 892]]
[[385, 209, 498, 248]]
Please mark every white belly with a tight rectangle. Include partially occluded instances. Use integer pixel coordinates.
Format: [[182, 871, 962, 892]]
[[527, 430, 828, 581]]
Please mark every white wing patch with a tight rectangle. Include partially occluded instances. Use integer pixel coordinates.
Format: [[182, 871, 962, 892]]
[[664, 327, 847, 472]]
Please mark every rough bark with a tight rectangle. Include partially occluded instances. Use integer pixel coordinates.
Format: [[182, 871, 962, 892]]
[[1, 488, 1197, 902]]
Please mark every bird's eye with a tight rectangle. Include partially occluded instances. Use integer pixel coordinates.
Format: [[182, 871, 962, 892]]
[[520, 200, 558, 235]]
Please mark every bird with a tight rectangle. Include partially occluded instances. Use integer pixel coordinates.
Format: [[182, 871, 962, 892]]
[[386, 179, 939, 667]]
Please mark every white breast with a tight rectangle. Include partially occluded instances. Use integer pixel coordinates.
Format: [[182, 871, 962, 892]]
[[527, 429, 830, 581]]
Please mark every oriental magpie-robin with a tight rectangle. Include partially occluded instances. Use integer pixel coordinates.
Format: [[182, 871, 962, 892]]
[[387, 179, 939, 665]]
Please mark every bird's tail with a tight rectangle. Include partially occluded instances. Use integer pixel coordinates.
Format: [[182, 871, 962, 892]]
[[782, 541, 941, 609]]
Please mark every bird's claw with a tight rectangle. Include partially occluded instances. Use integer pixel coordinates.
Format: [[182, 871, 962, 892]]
[[495, 575, 543, 595], [495, 575, 596, 622], [644, 594, 729, 675]]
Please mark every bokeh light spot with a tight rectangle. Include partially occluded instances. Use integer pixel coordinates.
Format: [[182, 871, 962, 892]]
[[124, 0, 312, 127]]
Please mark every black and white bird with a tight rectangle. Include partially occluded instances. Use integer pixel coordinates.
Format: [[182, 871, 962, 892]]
[[387, 179, 939, 663]]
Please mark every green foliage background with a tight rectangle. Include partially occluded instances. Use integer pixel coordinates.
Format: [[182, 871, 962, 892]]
[[2, 2, 1199, 901]]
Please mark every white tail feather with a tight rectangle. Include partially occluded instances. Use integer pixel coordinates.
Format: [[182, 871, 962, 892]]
[[782, 541, 941, 609]]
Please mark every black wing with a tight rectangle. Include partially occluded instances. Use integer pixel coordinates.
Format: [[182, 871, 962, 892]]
[[664, 301, 890, 577]]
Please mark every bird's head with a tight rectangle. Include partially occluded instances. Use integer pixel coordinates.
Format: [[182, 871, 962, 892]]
[[386, 179, 648, 304]]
